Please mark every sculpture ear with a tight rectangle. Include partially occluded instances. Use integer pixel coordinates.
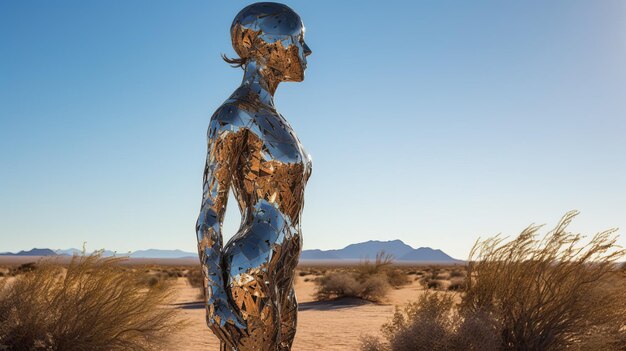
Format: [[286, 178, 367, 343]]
[[232, 26, 259, 60]]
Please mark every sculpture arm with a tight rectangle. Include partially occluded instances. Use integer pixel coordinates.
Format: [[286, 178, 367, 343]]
[[196, 115, 247, 335]]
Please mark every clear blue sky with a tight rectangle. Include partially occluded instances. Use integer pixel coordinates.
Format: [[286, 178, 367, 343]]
[[1, 1, 625, 259]]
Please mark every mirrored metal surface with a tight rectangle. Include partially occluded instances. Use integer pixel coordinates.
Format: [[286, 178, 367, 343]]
[[196, 3, 312, 350]]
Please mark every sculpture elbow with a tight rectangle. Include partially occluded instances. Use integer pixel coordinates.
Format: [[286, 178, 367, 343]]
[[196, 209, 221, 241]]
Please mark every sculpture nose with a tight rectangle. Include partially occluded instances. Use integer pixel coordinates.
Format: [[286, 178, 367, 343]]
[[303, 42, 312, 57]]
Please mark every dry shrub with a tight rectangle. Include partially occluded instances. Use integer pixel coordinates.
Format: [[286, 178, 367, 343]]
[[450, 269, 466, 278], [316, 272, 361, 299], [186, 267, 203, 288], [8, 262, 37, 276], [315, 252, 413, 302], [447, 277, 465, 291], [357, 251, 394, 276], [140, 270, 177, 288], [419, 268, 456, 291], [360, 292, 500, 351], [0, 253, 185, 351], [434, 271, 451, 280], [358, 252, 410, 288], [386, 269, 411, 288], [427, 279, 450, 290], [360, 274, 391, 302], [464, 210, 626, 350], [315, 272, 390, 303], [363, 211, 626, 351]]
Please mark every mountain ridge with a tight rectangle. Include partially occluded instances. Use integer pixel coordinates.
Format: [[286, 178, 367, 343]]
[[302, 240, 461, 263], [2, 240, 461, 262]]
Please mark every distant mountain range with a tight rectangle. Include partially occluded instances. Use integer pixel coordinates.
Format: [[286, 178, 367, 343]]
[[2, 240, 460, 262], [0, 248, 58, 256], [300, 240, 461, 263], [0, 248, 198, 259]]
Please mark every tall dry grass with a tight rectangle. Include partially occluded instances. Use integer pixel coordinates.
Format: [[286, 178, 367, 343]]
[[465, 210, 625, 350], [0, 253, 185, 351], [362, 211, 626, 351]]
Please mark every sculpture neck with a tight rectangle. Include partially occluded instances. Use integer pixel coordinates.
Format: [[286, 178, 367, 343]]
[[241, 60, 279, 107]]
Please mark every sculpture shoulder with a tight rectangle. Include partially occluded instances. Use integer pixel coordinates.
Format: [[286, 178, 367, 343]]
[[208, 102, 255, 136]]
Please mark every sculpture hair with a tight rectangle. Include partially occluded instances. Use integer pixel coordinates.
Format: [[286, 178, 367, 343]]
[[222, 53, 247, 68]]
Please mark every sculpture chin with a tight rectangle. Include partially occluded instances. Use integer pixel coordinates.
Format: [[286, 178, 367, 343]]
[[286, 69, 306, 82]]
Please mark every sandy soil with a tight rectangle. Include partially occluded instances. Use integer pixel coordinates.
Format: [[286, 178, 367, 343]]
[[171, 276, 426, 351]]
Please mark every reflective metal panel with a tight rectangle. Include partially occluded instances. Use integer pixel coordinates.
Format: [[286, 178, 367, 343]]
[[196, 2, 312, 350]]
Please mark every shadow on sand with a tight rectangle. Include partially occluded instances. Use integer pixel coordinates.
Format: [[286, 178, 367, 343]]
[[173, 301, 204, 310], [173, 298, 370, 311], [297, 298, 370, 311]]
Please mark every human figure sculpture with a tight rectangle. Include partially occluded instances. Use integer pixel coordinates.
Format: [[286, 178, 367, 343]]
[[195, 3, 312, 350]]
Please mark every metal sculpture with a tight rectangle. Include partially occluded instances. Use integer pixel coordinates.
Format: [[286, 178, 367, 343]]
[[196, 3, 312, 350]]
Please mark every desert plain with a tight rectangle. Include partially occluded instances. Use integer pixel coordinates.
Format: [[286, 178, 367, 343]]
[[0, 256, 458, 350]]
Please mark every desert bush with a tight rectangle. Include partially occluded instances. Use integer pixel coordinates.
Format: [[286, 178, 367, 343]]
[[359, 274, 391, 302], [447, 277, 465, 291], [357, 252, 410, 288], [9, 262, 37, 276], [450, 269, 466, 278], [186, 267, 203, 288], [434, 271, 451, 280], [0, 253, 185, 351], [316, 252, 415, 302], [464, 210, 626, 350], [315, 271, 390, 303], [357, 251, 394, 277], [427, 279, 450, 290], [139, 271, 176, 287], [386, 269, 411, 288], [360, 292, 500, 351], [165, 268, 184, 278], [315, 272, 361, 300], [419, 269, 451, 291], [363, 211, 626, 351]]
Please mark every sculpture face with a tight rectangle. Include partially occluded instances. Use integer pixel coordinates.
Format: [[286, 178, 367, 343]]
[[230, 2, 312, 82]]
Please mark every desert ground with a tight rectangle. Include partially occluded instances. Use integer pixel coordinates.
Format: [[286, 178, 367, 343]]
[[0, 257, 458, 350], [172, 271, 431, 351], [2, 253, 623, 350]]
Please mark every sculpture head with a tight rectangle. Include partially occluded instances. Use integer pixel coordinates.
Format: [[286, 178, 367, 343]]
[[227, 2, 312, 82]]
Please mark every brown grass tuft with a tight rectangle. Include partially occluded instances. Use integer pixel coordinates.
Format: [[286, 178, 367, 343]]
[[0, 253, 186, 350], [464, 210, 626, 350], [362, 211, 626, 351]]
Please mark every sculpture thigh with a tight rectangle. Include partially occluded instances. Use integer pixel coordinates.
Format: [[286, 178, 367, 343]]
[[220, 221, 300, 351]]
